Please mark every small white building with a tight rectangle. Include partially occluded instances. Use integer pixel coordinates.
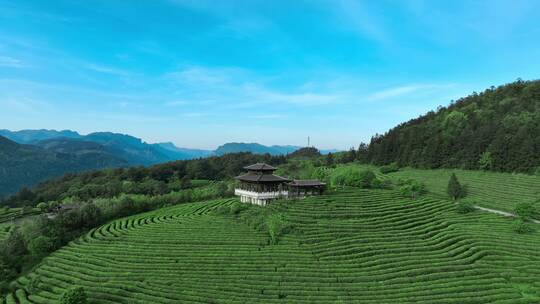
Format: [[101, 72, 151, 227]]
[[234, 163, 290, 206], [234, 163, 326, 206]]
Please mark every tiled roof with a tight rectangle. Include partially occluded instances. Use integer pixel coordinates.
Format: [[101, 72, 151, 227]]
[[243, 163, 277, 171], [289, 180, 326, 187], [235, 172, 290, 182]]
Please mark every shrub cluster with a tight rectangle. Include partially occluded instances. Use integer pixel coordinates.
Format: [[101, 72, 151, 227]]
[[329, 168, 391, 189], [514, 202, 538, 221], [456, 201, 476, 214], [379, 163, 399, 174], [512, 220, 535, 234], [398, 179, 427, 199], [214, 202, 292, 245]]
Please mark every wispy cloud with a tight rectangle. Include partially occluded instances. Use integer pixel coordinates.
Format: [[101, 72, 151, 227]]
[[83, 113, 169, 123], [0, 97, 48, 114], [244, 86, 342, 106], [167, 66, 247, 87], [181, 112, 209, 117], [165, 100, 190, 107], [165, 66, 343, 109], [0, 56, 25, 68], [332, 0, 389, 44], [248, 114, 287, 119], [82, 63, 133, 77], [366, 83, 456, 101]]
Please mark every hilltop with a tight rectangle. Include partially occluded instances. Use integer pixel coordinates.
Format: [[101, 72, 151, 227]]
[[365, 79, 540, 173]]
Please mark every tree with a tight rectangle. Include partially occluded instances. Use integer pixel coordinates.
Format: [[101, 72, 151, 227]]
[[330, 168, 376, 188], [28, 236, 54, 257], [180, 176, 192, 189], [325, 153, 334, 166], [357, 143, 368, 162], [447, 173, 465, 200], [266, 214, 286, 245], [399, 179, 426, 199], [345, 148, 357, 163], [358, 170, 376, 188], [215, 182, 229, 197], [80, 203, 102, 229], [478, 152, 493, 170], [514, 202, 537, 221], [60, 286, 87, 304], [37, 202, 49, 213]]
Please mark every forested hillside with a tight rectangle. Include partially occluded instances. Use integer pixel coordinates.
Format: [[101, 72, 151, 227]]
[[0, 136, 126, 198], [214, 142, 300, 156], [0, 152, 287, 207], [366, 79, 540, 173]]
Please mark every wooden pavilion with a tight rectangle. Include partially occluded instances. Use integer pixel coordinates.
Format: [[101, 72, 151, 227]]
[[234, 163, 326, 205]]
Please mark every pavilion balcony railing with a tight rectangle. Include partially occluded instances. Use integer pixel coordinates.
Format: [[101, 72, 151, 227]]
[[234, 188, 288, 200]]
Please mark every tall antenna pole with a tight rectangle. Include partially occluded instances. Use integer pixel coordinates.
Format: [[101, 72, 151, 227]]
[[307, 136, 310, 147]]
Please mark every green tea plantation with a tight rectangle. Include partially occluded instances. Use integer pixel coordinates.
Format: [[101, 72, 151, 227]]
[[3, 187, 540, 303]]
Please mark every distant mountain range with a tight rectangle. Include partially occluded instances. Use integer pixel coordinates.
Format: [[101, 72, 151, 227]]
[[214, 142, 338, 156], [0, 129, 339, 197]]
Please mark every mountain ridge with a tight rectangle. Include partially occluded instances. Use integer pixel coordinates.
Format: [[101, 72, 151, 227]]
[[0, 135, 127, 198], [0, 129, 339, 196]]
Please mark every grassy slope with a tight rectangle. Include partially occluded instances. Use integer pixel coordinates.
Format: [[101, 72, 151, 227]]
[[329, 163, 540, 213], [385, 167, 540, 212], [5, 190, 540, 303]]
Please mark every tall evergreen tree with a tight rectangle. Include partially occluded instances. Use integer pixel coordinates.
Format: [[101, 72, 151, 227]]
[[447, 173, 465, 201]]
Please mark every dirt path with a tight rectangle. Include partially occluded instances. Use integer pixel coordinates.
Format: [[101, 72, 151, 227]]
[[474, 206, 540, 224]]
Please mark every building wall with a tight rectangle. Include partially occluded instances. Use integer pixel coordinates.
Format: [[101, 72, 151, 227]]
[[235, 186, 324, 206]]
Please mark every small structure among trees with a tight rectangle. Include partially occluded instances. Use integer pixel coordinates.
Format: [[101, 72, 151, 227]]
[[234, 163, 326, 206], [288, 180, 326, 198]]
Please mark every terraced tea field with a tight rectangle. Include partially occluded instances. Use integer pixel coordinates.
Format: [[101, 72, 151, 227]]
[[335, 164, 540, 214], [385, 167, 540, 213], [4, 189, 540, 304]]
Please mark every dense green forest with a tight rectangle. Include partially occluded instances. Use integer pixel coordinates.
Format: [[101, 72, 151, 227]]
[[365, 79, 540, 173], [1, 152, 287, 208]]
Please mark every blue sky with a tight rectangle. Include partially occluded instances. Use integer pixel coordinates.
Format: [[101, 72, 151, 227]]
[[1, 0, 539, 149]]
